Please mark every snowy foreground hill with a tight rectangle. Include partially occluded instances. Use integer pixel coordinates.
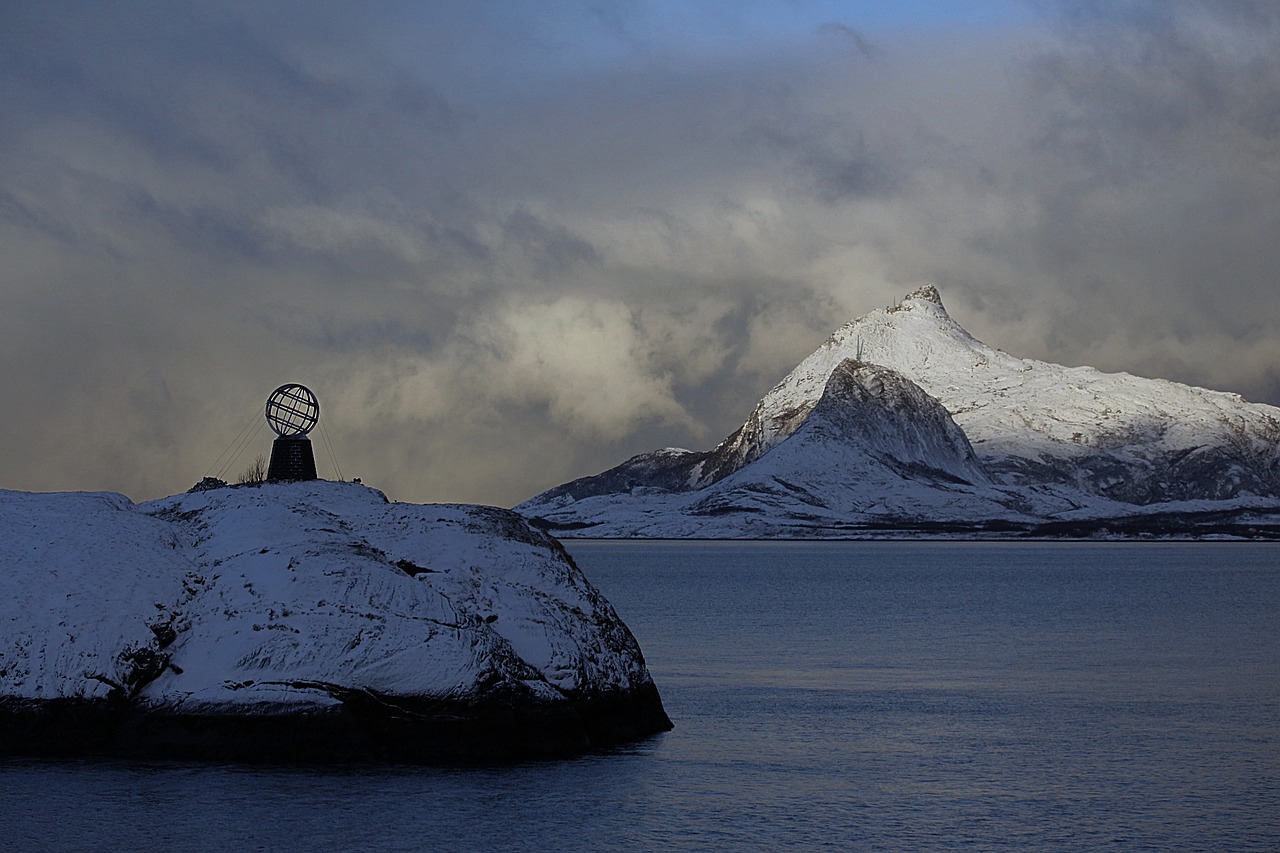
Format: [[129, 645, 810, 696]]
[[0, 482, 670, 762], [519, 287, 1280, 538]]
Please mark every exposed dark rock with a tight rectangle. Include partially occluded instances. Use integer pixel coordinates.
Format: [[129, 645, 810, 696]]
[[0, 682, 672, 763]]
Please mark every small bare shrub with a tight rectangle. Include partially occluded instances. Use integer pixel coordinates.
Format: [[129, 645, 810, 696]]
[[236, 455, 268, 485]]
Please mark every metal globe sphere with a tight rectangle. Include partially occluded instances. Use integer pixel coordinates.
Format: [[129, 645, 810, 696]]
[[265, 383, 319, 437]]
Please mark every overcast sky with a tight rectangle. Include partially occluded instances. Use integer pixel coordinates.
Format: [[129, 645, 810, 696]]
[[3, 0, 1279, 506]]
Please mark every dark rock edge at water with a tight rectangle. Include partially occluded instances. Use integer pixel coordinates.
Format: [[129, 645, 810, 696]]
[[529, 506, 1280, 539], [0, 683, 672, 764]]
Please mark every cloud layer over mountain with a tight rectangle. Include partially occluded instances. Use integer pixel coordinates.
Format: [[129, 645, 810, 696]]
[[3, 1, 1278, 505]]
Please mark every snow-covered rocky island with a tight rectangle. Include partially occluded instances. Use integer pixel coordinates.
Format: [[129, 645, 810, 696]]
[[519, 286, 1280, 539], [0, 481, 671, 762]]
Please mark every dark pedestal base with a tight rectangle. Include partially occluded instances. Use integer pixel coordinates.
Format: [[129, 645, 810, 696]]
[[267, 438, 317, 482]]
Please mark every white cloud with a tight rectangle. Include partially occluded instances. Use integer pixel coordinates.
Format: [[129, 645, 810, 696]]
[[471, 296, 697, 438]]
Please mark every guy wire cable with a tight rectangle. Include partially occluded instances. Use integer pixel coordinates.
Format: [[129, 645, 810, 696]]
[[216, 418, 266, 481], [319, 418, 343, 482], [205, 409, 261, 479]]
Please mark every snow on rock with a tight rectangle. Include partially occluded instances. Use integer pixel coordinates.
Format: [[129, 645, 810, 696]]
[[0, 490, 189, 700], [518, 287, 1280, 538], [681, 359, 1009, 524], [0, 482, 670, 761], [796, 286, 1280, 503]]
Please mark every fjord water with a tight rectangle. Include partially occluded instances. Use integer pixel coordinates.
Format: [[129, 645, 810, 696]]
[[2, 542, 1277, 851]]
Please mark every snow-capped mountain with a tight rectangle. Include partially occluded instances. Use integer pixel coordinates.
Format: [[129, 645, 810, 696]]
[[518, 287, 1280, 537], [0, 481, 670, 761], [772, 286, 1280, 503]]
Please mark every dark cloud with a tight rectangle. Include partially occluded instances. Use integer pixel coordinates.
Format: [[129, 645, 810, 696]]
[[983, 0, 1280, 386], [388, 75, 469, 132], [818, 21, 879, 58], [2, 0, 1278, 506], [1027, 1, 1280, 177], [502, 208, 602, 279], [801, 136, 901, 203]]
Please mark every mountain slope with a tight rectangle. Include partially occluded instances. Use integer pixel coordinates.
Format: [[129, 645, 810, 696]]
[[682, 359, 1020, 525], [518, 287, 1280, 537]]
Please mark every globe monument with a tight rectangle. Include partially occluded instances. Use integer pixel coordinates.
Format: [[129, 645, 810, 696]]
[[265, 383, 319, 482]]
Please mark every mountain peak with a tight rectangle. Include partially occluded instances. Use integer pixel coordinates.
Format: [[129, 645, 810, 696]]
[[886, 284, 951, 319], [903, 284, 942, 304]]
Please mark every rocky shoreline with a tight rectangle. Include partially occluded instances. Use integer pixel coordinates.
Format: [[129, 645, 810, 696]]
[[0, 683, 672, 763]]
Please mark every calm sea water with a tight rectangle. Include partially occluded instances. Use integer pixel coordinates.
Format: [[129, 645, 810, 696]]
[[2, 542, 1277, 852]]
